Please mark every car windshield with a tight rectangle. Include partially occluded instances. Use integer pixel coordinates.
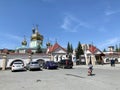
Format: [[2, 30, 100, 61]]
[[31, 62, 38, 64], [13, 62, 22, 64]]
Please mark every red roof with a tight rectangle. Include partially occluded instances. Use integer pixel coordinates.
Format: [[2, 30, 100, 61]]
[[47, 43, 66, 53], [89, 45, 97, 54], [88, 45, 104, 55], [3, 48, 8, 53]]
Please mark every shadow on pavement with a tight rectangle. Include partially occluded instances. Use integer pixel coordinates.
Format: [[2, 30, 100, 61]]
[[65, 74, 85, 78], [88, 74, 96, 76]]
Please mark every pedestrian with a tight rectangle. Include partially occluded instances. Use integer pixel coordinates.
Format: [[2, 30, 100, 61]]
[[110, 58, 114, 67], [111, 58, 115, 67], [88, 63, 93, 76], [88, 56, 93, 76]]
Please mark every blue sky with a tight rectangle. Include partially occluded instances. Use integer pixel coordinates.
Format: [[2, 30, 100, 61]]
[[0, 0, 120, 50]]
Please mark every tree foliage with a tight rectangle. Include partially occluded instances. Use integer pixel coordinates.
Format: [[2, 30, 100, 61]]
[[103, 48, 106, 52], [115, 44, 119, 52], [113, 44, 120, 52], [67, 42, 73, 54], [67, 42, 73, 60], [70, 44, 73, 53], [36, 44, 42, 53], [76, 41, 84, 59], [67, 42, 71, 54]]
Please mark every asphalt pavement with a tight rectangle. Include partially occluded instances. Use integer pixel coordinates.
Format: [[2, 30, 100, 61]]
[[0, 65, 120, 90]]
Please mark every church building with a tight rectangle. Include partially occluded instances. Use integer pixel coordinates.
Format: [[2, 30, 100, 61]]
[[15, 25, 45, 54]]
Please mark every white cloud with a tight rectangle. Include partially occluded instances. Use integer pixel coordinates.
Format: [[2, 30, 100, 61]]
[[97, 37, 120, 50], [105, 10, 120, 16], [0, 43, 17, 49], [61, 14, 91, 32], [104, 1, 120, 16], [61, 15, 78, 32], [4, 33, 23, 41], [0, 33, 27, 49]]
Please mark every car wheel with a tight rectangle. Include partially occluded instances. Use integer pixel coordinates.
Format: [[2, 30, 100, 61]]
[[29, 68, 31, 71], [11, 68, 14, 72], [47, 66, 49, 69]]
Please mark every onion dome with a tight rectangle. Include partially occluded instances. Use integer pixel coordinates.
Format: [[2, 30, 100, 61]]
[[22, 36, 27, 46], [31, 32, 43, 41], [46, 42, 51, 47], [31, 25, 44, 41], [22, 40, 27, 46]]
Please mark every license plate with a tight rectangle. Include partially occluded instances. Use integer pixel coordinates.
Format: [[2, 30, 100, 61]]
[[17, 66, 20, 67]]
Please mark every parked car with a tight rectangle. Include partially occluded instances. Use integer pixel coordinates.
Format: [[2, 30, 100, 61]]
[[58, 59, 73, 69], [11, 62, 25, 72], [43, 61, 58, 69], [26, 61, 41, 71]]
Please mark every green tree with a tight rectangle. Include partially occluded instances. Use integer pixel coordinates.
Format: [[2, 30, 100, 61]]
[[67, 42, 71, 54], [103, 48, 106, 52], [76, 41, 84, 59], [70, 44, 73, 53], [67, 42, 73, 59], [115, 44, 119, 52], [118, 43, 120, 52], [36, 44, 42, 53], [67, 42, 73, 54]]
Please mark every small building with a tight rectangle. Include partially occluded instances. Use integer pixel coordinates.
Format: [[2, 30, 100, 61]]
[[103, 46, 120, 64], [83, 44, 104, 65], [46, 42, 67, 62], [108, 46, 114, 52]]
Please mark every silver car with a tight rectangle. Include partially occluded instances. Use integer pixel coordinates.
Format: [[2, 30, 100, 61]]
[[26, 61, 41, 71], [11, 62, 25, 72]]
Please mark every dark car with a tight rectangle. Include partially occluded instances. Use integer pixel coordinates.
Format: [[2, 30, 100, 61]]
[[58, 59, 73, 69], [43, 61, 58, 69]]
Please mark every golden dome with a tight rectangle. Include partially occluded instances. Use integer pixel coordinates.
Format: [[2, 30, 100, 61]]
[[31, 32, 43, 41], [46, 42, 51, 47], [31, 26, 44, 41], [21, 36, 27, 46], [22, 39, 27, 46]]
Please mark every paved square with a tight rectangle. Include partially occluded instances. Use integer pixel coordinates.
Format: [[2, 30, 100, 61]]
[[0, 65, 120, 90]]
